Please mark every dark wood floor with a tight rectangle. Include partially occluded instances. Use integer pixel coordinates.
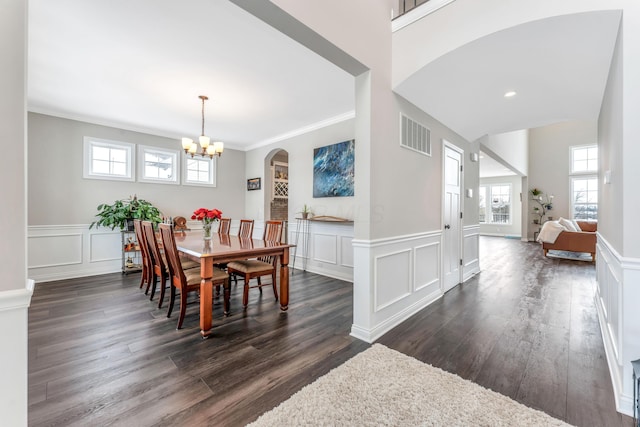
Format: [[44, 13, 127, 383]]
[[28, 237, 632, 426]]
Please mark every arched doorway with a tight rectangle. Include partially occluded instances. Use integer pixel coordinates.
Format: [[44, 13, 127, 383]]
[[264, 149, 289, 239]]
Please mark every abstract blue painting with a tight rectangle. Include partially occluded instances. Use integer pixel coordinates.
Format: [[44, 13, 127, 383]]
[[313, 140, 355, 198]]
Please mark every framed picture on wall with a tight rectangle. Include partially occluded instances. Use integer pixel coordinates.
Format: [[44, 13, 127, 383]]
[[247, 177, 261, 191], [313, 139, 355, 198]]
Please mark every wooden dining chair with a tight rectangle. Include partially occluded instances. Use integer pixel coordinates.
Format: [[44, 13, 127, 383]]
[[228, 219, 255, 285], [158, 223, 230, 329], [226, 220, 284, 309], [218, 217, 231, 235], [133, 219, 152, 292], [238, 219, 254, 238], [141, 221, 199, 309]]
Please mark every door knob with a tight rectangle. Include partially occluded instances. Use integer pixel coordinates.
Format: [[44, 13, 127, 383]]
[[444, 224, 450, 229]]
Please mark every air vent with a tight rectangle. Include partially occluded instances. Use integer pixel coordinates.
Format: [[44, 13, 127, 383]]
[[400, 114, 431, 156]]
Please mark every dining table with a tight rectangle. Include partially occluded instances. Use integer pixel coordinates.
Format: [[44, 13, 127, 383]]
[[174, 230, 294, 338]]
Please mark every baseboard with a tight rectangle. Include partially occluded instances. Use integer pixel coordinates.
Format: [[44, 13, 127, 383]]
[[350, 289, 442, 343]]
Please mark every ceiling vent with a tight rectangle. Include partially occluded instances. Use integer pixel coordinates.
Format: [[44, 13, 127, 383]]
[[400, 113, 431, 156]]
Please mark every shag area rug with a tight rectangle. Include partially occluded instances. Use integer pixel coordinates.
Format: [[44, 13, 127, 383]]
[[248, 344, 570, 427]]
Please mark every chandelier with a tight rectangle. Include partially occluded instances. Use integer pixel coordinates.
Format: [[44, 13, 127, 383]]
[[181, 95, 224, 158]]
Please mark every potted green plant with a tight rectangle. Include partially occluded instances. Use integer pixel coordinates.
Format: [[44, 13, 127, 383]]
[[300, 204, 312, 219], [90, 195, 162, 231]]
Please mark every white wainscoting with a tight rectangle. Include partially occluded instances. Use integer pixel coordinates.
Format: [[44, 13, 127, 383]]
[[595, 234, 640, 417], [351, 225, 481, 343], [28, 220, 353, 283], [351, 230, 443, 343], [28, 225, 122, 282], [463, 225, 480, 281], [0, 280, 33, 426], [288, 220, 354, 282]]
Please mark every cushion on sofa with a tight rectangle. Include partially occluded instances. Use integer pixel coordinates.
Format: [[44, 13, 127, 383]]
[[559, 217, 578, 232]]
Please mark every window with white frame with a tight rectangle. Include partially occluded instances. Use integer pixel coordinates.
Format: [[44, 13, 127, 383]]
[[183, 155, 217, 187], [479, 184, 511, 224], [137, 145, 179, 184], [570, 145, 598, 220], [83, 137, 134, 181]]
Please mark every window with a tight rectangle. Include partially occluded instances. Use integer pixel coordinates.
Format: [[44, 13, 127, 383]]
[[571, 177, 598, 220], [570, 145, 598, 220], [183, 155, 217, 187], [137, 145, 179, 184], [479, 184, 511, 224], [571, 145, 598, 173], [83, 137, 134, 181]]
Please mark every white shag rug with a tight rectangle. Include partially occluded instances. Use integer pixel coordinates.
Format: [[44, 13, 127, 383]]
[[248, 344, 571, 427]]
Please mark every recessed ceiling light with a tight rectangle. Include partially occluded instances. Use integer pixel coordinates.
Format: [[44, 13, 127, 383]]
[[504, 91, 517, 98]]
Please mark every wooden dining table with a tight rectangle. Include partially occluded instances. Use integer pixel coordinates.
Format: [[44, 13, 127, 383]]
[[174, 231, 294, 338]]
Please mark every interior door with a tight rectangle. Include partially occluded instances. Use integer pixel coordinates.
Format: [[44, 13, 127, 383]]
[[443, 144, 462, 292]]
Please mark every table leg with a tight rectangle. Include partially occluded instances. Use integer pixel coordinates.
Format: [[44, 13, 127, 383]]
[[200, 258, 213, 338], [279, 247, 289, 311]]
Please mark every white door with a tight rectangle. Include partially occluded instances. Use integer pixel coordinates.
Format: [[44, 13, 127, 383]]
[[443, 143, 462, 292]]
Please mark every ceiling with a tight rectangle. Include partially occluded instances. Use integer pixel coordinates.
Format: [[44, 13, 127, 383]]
[[27, 0, 355, 150], [28, 3, 621, 151], [479, 151, 517, 178], [395, 10, 622, 142]]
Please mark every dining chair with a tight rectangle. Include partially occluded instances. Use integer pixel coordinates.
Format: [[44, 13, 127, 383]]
[[141, 221, 199, 309], [218, 217, 231, 235], [158, 223, 230, 329], [238, 219, 254, 238], [228, 219, 255, 285], [133, 219, 152, 292], [226, 220, 284, 309]]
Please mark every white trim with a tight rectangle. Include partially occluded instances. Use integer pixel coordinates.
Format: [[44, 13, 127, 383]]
[[392, 0, 457, 32], [246, 110, 355, 151], [0, 280, 34, 312], [83, 136, 135, 181], [352, 229, 441, 248], [137, 144, 180, 184], [182, 153, 217, 187], [374, 248, 413, 312]]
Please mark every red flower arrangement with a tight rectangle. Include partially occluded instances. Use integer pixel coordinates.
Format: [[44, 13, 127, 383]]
[[191, 208, 222, 224]]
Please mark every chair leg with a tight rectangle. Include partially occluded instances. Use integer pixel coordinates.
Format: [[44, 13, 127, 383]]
[[146, 272, 156, 296], [176, 289, 188, 329], [158, 273, 167, 308], [167, 284, 177, 318], [223, 278, 230, 316], [257, 276, 263, 294], [242, 275, 250, 308], [139, 266, 146, 289], [271, 270, 278, 301]]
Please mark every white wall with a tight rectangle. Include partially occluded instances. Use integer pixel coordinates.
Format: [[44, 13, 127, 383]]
[[481, 129, 529, 176], [0, 1, 30, 425], [596, 10, 640, 417]]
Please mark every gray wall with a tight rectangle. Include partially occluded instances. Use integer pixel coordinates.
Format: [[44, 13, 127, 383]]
[[598, 22, 623, 254], [28, 113, 246, 225], [527, 119, 598, 238], [244, 95, 479, 233]]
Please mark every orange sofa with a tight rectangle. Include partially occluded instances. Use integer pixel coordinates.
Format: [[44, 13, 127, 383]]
[[542, 221, 597, 262]]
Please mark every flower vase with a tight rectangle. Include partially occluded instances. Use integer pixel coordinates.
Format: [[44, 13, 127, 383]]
[[203, 223, 212, 240]]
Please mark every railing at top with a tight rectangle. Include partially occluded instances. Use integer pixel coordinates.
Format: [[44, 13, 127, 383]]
[[397, 0, 430, 17]]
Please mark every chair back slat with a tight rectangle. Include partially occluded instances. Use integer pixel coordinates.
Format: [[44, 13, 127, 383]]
[[238, 219, 254, 239], [142, 221, 166, 275], [158, 223, 186, 288], [263, 220, 283, 243], [218, 218, 231, 235]]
